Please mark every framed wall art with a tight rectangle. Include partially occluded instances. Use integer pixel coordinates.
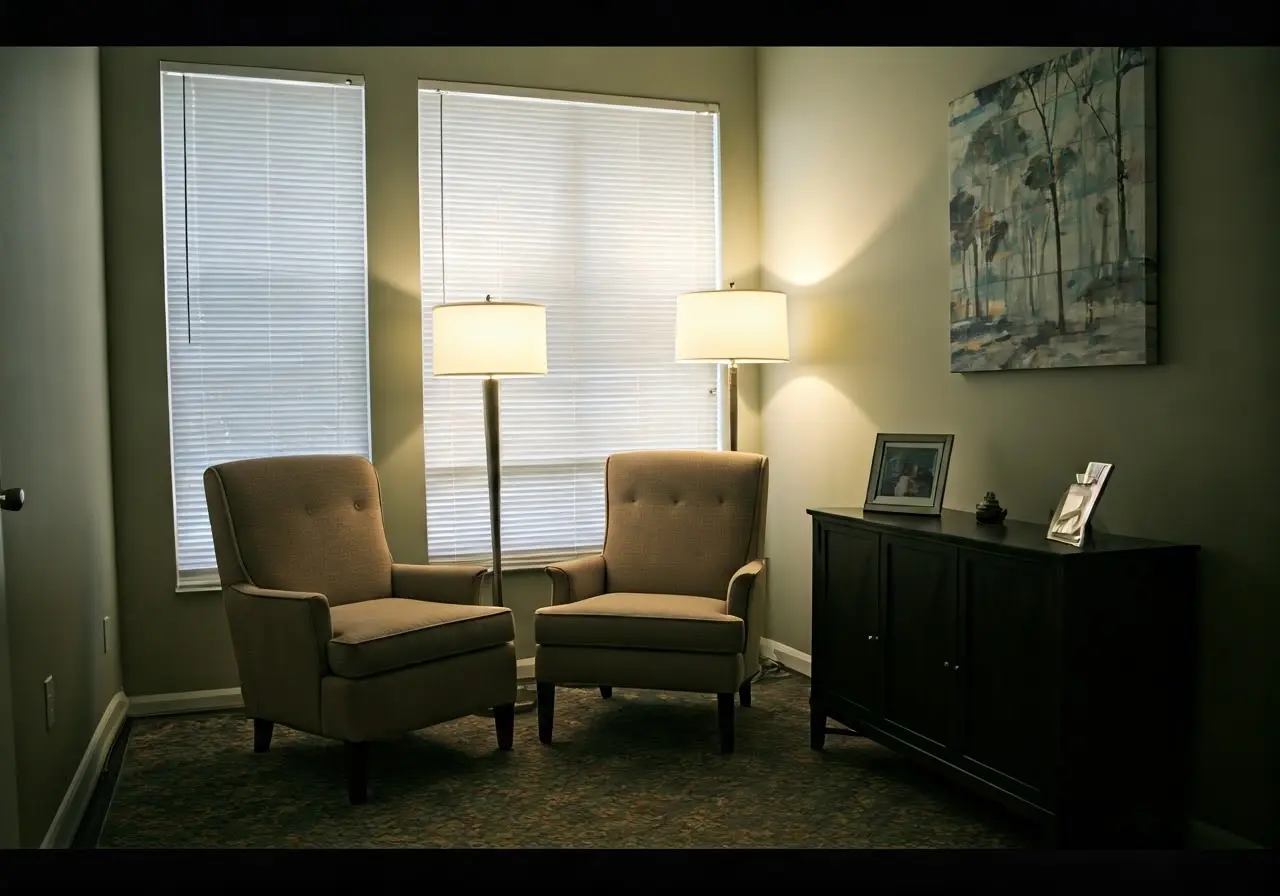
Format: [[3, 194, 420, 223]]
[[949, 48, 1158, 372]]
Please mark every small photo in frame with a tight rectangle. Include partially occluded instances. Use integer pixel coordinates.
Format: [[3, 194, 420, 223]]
[[1046, 461, 1114, 547], [864, 433, 954, 517]]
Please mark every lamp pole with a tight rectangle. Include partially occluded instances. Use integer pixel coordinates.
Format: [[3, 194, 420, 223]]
[[474, 298, 537, 712], [482, 374, 505, 610], [727, 360, 739, 452], [481, 370, 536, 712]]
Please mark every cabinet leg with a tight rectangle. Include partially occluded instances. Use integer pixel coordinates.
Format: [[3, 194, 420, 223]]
[[809, 701, 826, 751]]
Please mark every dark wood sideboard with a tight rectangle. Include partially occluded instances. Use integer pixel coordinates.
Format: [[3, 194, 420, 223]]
[[807, 507, 1198, 848]]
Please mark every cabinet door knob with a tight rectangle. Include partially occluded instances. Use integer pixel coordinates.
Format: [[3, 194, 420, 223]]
[[867, 635, 874, 641], [953, 664, 960, 672], [943, 661, 951, 668]]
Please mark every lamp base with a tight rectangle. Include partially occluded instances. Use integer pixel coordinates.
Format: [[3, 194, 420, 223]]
[[475, 684, 537, 719], [512, 684, 538, 714]]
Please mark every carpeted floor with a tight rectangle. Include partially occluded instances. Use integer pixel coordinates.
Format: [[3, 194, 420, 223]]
[[96, 669, 1037, 848]]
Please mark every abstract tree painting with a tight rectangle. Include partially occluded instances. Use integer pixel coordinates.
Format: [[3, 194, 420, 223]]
[[948, 48, 1157, 372]]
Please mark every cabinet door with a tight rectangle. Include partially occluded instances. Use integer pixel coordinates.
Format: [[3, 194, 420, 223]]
[[814, 523, 880, 717], [955, 550, 1058, 805], [879, 534, 958, 754]]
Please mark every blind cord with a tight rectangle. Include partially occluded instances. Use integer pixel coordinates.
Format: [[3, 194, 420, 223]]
[[181, 74, 193, 345], [439, 91, 447, 304]]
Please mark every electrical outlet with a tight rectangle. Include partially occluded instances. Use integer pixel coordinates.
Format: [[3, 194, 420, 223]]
[[102, 616, 111, 654], [43, 675, 55, 730]]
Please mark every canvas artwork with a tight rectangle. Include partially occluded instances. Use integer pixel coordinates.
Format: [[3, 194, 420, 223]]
[[948, 48, 1157, 372]]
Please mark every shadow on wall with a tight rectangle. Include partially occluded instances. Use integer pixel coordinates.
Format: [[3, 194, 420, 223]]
[[368, 277, 430, 565]]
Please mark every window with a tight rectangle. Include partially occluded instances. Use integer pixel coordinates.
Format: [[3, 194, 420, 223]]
[[418, 84, 721, 565], [161, 64, 371, 588]]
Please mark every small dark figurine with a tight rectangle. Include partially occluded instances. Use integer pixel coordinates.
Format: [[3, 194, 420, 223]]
[[975, 491, 1007, 525]]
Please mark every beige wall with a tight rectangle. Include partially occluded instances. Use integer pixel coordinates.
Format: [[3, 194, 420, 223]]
[[757, 46, 1280, 847], [0, 47, 122, 846], [99, 47, 760, 697]]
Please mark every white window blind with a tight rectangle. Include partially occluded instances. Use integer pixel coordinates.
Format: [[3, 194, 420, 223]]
[[161, 65, 371, 587], [418, 85, 722, 565]]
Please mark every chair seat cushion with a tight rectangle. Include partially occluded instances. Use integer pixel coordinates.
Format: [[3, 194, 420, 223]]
[[534, 593, 743, 655], [327, 598, 513, 679]]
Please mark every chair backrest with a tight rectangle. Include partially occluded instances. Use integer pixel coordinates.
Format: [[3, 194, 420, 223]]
[[203, 454, 393, 606], [602, 449, 768, 599]]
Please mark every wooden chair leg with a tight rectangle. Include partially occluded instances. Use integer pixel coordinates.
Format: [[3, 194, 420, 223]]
[[738, 680, 752, 707], [494, 703, 515, 751], [717, 692, 735, 754], [537, 682, 556, 744], [253, 718, 273, 753], [599, 686, 613, 699], [345, 742, 369, 805]]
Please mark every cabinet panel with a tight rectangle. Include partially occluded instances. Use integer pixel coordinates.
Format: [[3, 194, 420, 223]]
[[879, 535, 957, 753], [816, 524, 880, 716], [957, 551, 1058, 801]]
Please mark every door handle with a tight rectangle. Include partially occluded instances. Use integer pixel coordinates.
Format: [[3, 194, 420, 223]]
[[1, 487, 25, 512]]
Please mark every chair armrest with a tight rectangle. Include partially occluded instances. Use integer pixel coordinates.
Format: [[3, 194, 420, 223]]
[[392, 562, 487, 605], [227, 583, 332, 652], [545, 553, 606, 605], [223, 584, 332, 731], [726, 559, 764, 621]]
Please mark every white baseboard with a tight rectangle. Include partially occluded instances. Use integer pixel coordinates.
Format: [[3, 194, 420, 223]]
[[127, 687, 243, 717], [127, 658, 538, 718], [41, 690, 128, 849], [1187, 818, 1264, 849], [759, 637, 811, 678]]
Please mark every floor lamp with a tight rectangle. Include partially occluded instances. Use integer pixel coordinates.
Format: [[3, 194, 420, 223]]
[[432, 295, 548, 711], [675, 284, 790, 450]]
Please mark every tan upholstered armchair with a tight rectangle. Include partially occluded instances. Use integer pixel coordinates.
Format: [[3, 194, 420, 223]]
[[534, 449, 769, 753], [203, 454, 517, 804]]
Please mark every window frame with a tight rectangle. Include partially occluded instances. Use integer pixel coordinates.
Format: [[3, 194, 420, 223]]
[[416, 79, 727, 567], [159, 61, 373, 592]]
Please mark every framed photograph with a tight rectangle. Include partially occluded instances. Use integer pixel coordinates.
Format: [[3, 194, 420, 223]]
[[863, 433, 955, 517], [1046, 461, 1114, 547]]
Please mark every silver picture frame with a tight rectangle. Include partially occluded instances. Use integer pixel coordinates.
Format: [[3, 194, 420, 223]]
[[1046, 461, 1114, 547], [863, 433, 955, 517]]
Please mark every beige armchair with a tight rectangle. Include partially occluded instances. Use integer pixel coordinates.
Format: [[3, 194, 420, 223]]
[[534, 449, 768, 753], [203, 454, 517, 804]]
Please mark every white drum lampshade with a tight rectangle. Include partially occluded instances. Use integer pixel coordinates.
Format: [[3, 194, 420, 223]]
[[675, 288, 790, 364], [432, 300, 548, 377]]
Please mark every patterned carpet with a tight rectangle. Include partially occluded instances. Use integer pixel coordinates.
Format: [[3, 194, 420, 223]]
[[97, 670, 1036, 848]]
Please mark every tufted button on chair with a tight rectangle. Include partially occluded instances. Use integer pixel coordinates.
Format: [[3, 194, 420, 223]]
[[534, 449, 769, 753], [203, 454, 517, 804]]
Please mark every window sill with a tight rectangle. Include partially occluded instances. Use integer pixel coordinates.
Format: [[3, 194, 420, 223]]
[[176, 572, 222, 594]]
